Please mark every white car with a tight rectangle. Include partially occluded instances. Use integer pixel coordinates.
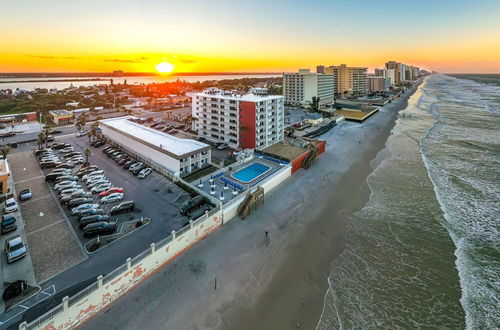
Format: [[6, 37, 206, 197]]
[[138, 168, 152, 179], [59, 188, 82, 196], [4, 198, 18, 213], [76, 131, 87, 137], [54, 180, 77, 188], [82, 170, 104, 180], [55, 183, 81, 192], [71, 203, 99, 215], [61, 147, 75, 154], [85, 175, 106, 184], [88, 180, 110, 188], [91, 183, 112, 193], [101, 192, 124, 204]]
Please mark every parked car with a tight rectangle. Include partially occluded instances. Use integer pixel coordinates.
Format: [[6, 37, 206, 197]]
[[123, 160, 135, 169], [61, 191, 91, 203], [67, 198, 94, 209], [76, 131, 87, 137], [82, 221, 117, 237], [55, 182, 81, 192], [1, 214, 17, 234], [59, 187, 82, 196], [82, 170, 104, 180], [93, 141, 105, 147], [99, 187, 124, 197], [54, 175, 78, 182], [18, 188, 32, 201], [71, 203, 99, 216], [131, 165, 145, 175], [50, 168, 72, 175], [101, 193, 124, 204], [129, 162, 144, 172], [217, 143, 228, 150], [88, 180, 110, 189], [78, 208, 105, 220], [40, 161, 60, 168], [180, 196, 206, 216], [103, 147, 116, 154], [35, 148, 53, 156], [84, 174, 106, 183], [80, 164, 99, 171], [64, 152, 82, 158], [54, 180, 78, 189], [51, 143, 71, 150], [137, 168, 152, 179], [79, 215, 111, 229], [4, 198, 18, 213], [117, 157, 130, 166], [110, 201, 135, 215], [5, 235, 27, 263], [60, 147, 75, 153], [86, 176, 107, 185], [91, 183, 112, 193], [55, 163, 75, 169]]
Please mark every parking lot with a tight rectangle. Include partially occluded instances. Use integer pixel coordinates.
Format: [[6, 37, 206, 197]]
[[8, 151, 84, 284], [42, 133, 194, 253]]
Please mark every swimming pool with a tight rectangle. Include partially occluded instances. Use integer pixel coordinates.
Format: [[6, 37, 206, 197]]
[[231, 162, 271, 183]]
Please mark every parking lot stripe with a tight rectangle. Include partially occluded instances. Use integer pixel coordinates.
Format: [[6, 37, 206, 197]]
[[26, 219, 65, 236], [14, 175, 43, 184], [20, 194, 52, 205]]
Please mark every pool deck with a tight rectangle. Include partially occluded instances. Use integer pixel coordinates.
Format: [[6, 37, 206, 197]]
[[194, 156, 286, 204]]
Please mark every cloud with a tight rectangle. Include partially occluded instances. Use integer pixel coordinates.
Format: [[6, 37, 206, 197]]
[[25, 55, 80, 60], [104, 57, 149, 63]]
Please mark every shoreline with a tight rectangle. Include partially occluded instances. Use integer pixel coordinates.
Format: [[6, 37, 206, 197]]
[[80, 82, 423, 330], [227, 84, 422, 330]]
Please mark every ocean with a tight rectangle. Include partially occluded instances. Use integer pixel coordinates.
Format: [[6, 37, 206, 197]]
[[317, 74, 499, 329], [0, 74, 280, 91]]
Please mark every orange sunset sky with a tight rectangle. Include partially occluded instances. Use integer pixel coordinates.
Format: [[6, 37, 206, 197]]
[[1, 0, 499, 74]]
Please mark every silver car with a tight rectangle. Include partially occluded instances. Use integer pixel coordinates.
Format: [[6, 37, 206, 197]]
[[5, 235, 27, 263], [71, 203, 99, 216], [101, 192, 124, 204]]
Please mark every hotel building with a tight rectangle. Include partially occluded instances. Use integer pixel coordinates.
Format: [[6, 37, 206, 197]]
[[325, 64, 368, 97], [283, 69, 335, 107], [192, 88, 284, 150], [368, 76, 391, 92]]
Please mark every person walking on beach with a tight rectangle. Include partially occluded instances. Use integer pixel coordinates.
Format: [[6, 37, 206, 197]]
[[265, 231, 268, 238]]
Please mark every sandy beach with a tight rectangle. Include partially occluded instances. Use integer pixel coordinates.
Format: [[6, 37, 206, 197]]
[[81, 82, 422, 330]]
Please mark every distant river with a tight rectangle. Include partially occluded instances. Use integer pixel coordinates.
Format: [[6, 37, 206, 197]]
[[318, 74, 500, 329], [0, 74, 280, 91]]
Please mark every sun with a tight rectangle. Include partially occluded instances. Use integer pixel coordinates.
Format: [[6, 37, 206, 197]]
[[156, 61, 174, 73]]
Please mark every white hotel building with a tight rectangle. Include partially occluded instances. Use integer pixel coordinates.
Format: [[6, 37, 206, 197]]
[[191, 88, 284, 150], [100, 116, 211, 176], [283, 69, 336, 107]]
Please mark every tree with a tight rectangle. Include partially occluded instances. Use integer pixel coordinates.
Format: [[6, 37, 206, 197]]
[[83, 148, 91, 166], [89, 121, 99, 142], [311, 96, 320, 112], [0, 145, 11, 160], [37, 131, 46, 150]]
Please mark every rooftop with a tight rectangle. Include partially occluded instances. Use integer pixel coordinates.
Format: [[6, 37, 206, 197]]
[[193, 88, 283, 102], [100, 116, 210, 158], [50, 109, 72, 116]]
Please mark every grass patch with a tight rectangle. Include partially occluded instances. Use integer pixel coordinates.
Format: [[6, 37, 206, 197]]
[[183, 165, 217, 182]]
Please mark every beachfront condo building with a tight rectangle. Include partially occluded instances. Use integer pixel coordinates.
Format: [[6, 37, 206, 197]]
[[325, 64, 368, 97], [383, 61, 420, 84], [368, 76, 391, 92], [191, 88, 284, 150], [283, 69, 336, 107]]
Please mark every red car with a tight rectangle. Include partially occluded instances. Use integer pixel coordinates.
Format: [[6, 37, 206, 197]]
[[99, 187, 124, 197]]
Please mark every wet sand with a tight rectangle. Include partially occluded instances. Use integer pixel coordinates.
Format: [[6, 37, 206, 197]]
[[81, 83, 422, 330]]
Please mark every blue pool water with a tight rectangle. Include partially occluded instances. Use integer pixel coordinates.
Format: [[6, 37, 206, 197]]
[[231, 162, 271, 183]]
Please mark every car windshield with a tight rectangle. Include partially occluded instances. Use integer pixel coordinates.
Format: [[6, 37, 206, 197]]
[[10, 242, 23, 250], [6, 201, 16, 207]]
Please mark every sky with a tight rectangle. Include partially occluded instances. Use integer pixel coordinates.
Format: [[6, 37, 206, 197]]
[[1, 0, 500, 74]]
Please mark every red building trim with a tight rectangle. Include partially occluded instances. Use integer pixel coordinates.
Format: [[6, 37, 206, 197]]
[[238, 101, 256, 149]]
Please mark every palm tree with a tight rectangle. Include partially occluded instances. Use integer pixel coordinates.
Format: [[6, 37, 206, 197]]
[[83, 148, 91, 166], [37, 131, 46, 150], [0, 145, 11, 160], [89, 121, 100, 142]]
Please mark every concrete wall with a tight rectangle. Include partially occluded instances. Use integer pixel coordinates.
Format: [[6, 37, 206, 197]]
[[27, 210, 223, 330]]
